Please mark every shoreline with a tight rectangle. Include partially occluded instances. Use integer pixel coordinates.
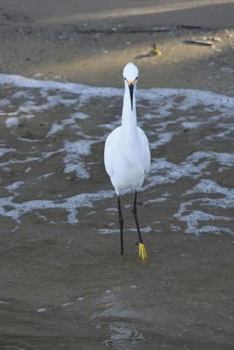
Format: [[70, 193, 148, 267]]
[[0, 1, 234, 95]]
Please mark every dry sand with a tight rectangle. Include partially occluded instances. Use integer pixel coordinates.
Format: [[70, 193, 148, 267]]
[[0, 0, 234, 94]]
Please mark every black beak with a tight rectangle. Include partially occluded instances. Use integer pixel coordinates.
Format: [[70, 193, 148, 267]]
[[128, 83, 134, 111]]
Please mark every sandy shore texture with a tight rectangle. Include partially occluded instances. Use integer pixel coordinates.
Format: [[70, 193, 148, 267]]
[[0, 0, 234, 94], [0, 1, 234, 350]]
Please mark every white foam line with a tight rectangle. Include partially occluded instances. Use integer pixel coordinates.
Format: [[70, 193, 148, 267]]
[[187, 152, 234, 168], [150, 132, 173, 149], [0, 74, 233, 109], [144, 150, 234, 190], [186, 179, 234, 197], [0, 190, 114, 225], [6, 181, 24, 192], [47, 123, 65, 137], [182, 121, 204, 129], [0, 148, 15, 158], [46, 112, 89, 137], [175, 207, 233, 236], [98, 228, 120, 235], [63, 140, 96, 179], [144, 156, 209, 189], [0, 149, 65, 169], [0, 156, 41, 168], [18, 137, 40, 143], [5, 117, 19, 128], [175, 179, 234, 235], [98, 226, 154, 235], [0, 73, 121, 99]]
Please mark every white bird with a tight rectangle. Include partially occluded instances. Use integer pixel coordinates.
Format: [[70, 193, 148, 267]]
[[104, 62, 151, 261]]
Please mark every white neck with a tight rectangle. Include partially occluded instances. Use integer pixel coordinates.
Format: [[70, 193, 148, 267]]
[[121, 83, 137, 132]]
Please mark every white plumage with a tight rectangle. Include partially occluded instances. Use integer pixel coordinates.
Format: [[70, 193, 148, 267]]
[[104, 62, 151, 261], [104, 63, 150, 195]]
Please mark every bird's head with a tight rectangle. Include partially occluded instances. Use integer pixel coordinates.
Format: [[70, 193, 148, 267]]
[[123, 62, 139, 110]]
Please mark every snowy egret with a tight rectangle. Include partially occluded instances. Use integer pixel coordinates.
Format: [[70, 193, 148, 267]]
[[104, 62, 151, 261]]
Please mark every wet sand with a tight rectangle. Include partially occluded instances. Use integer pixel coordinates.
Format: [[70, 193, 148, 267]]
[[0, 1, 234, 349]]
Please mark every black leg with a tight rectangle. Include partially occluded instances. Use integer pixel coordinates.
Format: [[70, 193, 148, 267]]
[[117, 196, 124, 255], [132, 191, 143, 244]]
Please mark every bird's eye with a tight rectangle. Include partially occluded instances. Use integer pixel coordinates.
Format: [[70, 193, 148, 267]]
[[135, 77, 138, 81], [124, 77, 127, 80]]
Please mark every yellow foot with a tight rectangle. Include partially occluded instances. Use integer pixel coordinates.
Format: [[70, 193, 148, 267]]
[[138, 243, 148, 262]]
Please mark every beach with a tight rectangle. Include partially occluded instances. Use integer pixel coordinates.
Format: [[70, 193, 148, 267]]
[[0, 1, 234, 349]]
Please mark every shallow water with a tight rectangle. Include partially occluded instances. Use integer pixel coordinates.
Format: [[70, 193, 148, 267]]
[[0, 74, 234, 349], [0, 74, 233, 235]]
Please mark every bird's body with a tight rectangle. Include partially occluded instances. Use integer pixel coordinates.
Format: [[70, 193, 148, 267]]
[[104, 125, 150, 195], [104, 62, 151, 261]]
